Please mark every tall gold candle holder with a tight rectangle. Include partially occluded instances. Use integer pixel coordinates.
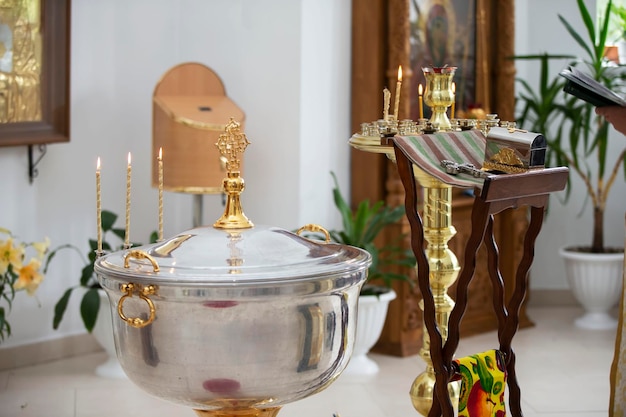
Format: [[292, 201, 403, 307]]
[[349, 135, 461, 416], [423, 66, 456, 131], [408, 168, 460, 416], [348, 68, 474, 416], [409, 76, 462, 415]]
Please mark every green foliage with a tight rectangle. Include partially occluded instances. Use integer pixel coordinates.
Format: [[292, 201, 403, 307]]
[[326, 172, 415, 295], [514, 54, 576, 134], [610, 3, 626, 41], [0, 266, 16, 342], [513, 0, 626, 253], [47, 210, 156, 333]]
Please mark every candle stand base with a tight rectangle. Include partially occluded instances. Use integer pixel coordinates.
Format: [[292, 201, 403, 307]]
[[194, 407, 282, 417]]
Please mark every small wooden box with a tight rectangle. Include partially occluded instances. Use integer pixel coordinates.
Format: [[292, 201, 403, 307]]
[[152, 63, 245, 194], [483, 127, 546, 173]]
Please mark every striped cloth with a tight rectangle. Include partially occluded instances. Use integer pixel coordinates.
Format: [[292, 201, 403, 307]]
[[394, 130, 487, 189]]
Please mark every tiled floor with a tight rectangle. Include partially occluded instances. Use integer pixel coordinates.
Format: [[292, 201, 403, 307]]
[[0, 307, 618, 417]]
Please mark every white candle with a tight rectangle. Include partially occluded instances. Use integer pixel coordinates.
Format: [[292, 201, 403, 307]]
[[393, 65, 402, 120], [383, 88, 391, 121], [158, 147, 164, 241], [96, 157, 102, 253], [418, 84, 424, 120], [451, 82, 456, 119], [125, 152, 132, 248]]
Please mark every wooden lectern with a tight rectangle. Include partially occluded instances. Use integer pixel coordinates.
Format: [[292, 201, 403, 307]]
[[390, 134, 568, 417]]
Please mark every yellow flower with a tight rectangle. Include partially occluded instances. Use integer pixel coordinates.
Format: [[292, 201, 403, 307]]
[[0, 238, 24, 275], [14, 258, 43, 295], [32, 237, 50, 260]]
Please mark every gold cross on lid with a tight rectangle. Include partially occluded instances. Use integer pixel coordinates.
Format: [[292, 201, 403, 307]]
[[213, 117, 253, 230], [216, 118, 250, 173]]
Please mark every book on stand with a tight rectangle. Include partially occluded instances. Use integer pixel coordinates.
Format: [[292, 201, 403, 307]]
[[559, 65, 626, 107]]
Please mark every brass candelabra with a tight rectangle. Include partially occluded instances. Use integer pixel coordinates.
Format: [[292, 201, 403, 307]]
[[349, 123, 461, 416], [349, 66, 511, 416], [407, 168, 460, 415]]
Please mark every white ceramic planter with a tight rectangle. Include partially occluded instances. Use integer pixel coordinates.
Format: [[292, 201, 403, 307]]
[[560, 248, 624, 330], [91, 290, 127, 379], [343, 289, 396, 376]]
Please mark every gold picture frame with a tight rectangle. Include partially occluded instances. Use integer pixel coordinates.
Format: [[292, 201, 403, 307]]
[[0, 0, 70, 147]]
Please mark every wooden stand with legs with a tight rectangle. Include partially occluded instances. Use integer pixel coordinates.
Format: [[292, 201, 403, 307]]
[[391, 137, 568, 417]]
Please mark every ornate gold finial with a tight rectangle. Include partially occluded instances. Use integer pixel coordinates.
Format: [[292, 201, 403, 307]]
[[213, 117, 254, 230], [216, 118, 250, 172]]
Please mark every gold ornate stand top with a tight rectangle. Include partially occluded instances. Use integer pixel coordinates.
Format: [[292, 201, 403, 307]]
[[213, 118, 253, 230]]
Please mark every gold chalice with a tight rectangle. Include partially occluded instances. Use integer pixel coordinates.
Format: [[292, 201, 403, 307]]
[[422, 66, 456, 130]]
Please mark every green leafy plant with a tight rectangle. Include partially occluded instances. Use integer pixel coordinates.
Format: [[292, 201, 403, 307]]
[[514, 53, 576, 140], [514, 0, 626, 253], [610, 2, 626, 41], [326, 172, 415, 296], [46, 210, 157, 332]]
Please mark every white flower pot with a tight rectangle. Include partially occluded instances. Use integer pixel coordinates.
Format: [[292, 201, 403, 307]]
[[91, 289, 127, 379], [343, 289, 396, 376], [560, 248, 624, 330]]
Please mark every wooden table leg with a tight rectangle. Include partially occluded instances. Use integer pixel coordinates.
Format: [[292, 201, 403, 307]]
[[392, 137, 566, 417]]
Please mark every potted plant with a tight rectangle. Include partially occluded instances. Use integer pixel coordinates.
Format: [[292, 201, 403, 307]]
[[46, 210, 156, 376], [322, 172, 415, 374], [515, 0, 625, 329]]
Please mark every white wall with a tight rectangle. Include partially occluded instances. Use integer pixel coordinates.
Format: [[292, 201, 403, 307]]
[[6, 0, 623, 349], [515, 0, 626, 290], [0, 0, 352, 348]]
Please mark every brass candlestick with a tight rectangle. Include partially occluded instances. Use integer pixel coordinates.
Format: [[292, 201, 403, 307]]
[[349, 131, 461, 416], [349, 72, 464, 415], [408, 168, 460, 416], [423, 66, 456, 131]]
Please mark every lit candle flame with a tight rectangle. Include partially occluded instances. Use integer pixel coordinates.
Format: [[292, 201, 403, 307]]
[[398, 65, 402, 82]]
